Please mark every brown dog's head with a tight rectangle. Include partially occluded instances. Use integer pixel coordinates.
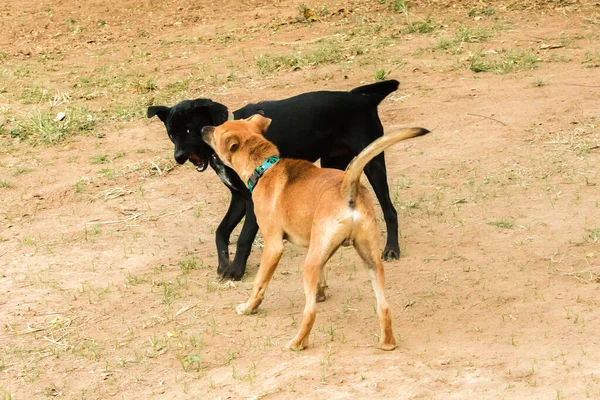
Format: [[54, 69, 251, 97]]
[[201, 114, 276, 179]]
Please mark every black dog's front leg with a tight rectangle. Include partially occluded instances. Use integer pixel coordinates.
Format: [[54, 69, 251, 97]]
[[228, 200, 259, 280], [216, 190, 246, 278]]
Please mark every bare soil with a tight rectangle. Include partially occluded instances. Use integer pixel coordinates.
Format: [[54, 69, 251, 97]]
[[1, 0, 600, 399]]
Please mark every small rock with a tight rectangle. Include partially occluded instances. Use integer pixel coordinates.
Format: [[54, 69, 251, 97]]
[[54, 111, 66, 122]]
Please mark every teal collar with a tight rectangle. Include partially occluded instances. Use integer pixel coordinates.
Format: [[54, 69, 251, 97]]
[[247, 156, 280, 193]]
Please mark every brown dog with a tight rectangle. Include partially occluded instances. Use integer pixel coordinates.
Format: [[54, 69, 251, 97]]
[[201, 115, 429, 350]]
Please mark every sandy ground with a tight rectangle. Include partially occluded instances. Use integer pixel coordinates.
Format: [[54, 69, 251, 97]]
[[1, 0, 600, 398]]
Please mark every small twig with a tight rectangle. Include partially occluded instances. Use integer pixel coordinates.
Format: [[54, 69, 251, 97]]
[[559, 83, 600, 88], [251, 388, 283, 399], [101, 187, 134, 200], [569, 331, 580, 339], [175, 304, 196, 317], [20, 325, 44, 334], [462, 302, 481, 313], [84, 204, 196, 227], [558, 262, 600, 281], [559, 266, 600, 276], [142, 205, 195, 221], [43, 335, 67, 346], [467, 113, 507, 126], [271, 34, 344, 45], [150, 161, 162, 176], [84, 212, 145, 226]]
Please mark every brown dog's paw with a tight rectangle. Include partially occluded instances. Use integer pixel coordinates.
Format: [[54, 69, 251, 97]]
[[235, 302, 253, 315], [286, 338, 308, 351], [379, 341, 397, 351]]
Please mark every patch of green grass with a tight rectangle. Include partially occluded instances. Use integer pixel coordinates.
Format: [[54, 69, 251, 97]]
[[311, 41, 344, 64], [390, 0, 408, 14], [20, 86, 51, 104], [548, 54, 571, 63], [374, 61, 405, 81], [470, 49, 539, 74], [468, 6, 495, 17], [0, 179, 12, 188], [8, 107, 96, 144], [214, 31, 238, 45], [582, 50, 600, 67], [179, 253, 204, 274], [436, 38, 463, 55], [256, 40, 344, 74], [405, 18, 436, 34], [75, 178, 85, 193], [532, 78, 546, 87], [455, 25, 494, 43], [586, 227, 600, 243], [89, 154, 111, 164], [99, 168, 117, 180], [12, 166, 33, 176], [487, 219, 515, 230], [375, 69, 387, 81], [469, 52, 494, 73], [132, 78, 158, 94]]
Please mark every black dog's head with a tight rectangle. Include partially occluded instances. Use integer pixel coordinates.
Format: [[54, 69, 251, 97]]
[[147, 99, 229, 171]]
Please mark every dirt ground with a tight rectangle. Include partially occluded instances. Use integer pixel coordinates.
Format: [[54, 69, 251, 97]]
[[1, 0, 600, 398]]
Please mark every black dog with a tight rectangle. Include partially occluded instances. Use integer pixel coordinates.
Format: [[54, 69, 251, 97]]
[[148, 80, 402, 280]]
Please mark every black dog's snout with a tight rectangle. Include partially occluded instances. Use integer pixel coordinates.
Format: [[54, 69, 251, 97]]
[[174, 149, 187, 165]]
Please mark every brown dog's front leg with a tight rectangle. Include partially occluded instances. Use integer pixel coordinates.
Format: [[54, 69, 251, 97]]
[[236, 240, 284, 315]]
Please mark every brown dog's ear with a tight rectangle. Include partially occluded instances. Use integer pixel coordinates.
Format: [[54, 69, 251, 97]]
[[223, 135, 239, 153], [247, 114, 272, 134]]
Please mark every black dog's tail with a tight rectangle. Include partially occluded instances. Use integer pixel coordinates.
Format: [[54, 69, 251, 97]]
[[350, 80, 399, 105]]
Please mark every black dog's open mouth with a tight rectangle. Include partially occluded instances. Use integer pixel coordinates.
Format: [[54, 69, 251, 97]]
[[189, 153, 208, 172]]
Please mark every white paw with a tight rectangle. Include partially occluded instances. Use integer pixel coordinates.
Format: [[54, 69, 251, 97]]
[[236, 302, 249, 315]]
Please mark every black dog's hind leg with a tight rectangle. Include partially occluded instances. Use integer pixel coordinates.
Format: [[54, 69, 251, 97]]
[[323, 149, 400, 260], [226, 200, 259, 281], [216, 190, 246, 278], [363, 153, 401, 260]]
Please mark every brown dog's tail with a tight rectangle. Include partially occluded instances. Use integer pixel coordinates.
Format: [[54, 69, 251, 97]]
[[341, 127, 430, 206]]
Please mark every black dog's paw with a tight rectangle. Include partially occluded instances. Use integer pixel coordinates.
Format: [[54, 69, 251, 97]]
[[381, 247, 400, 261], [218, 265, 245, 281]]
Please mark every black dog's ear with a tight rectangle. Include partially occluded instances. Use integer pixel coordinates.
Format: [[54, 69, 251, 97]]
[[190, 99, 229, 125], [147, 106, 170, 122]]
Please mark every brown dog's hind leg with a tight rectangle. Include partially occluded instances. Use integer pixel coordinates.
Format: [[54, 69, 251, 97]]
[[353, 232, 396, 351], [236, 240, 284, 315]]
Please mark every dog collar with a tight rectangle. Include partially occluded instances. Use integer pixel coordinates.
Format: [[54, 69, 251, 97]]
[[228, 110, 235, 121], [247, 156, 280, 194]]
